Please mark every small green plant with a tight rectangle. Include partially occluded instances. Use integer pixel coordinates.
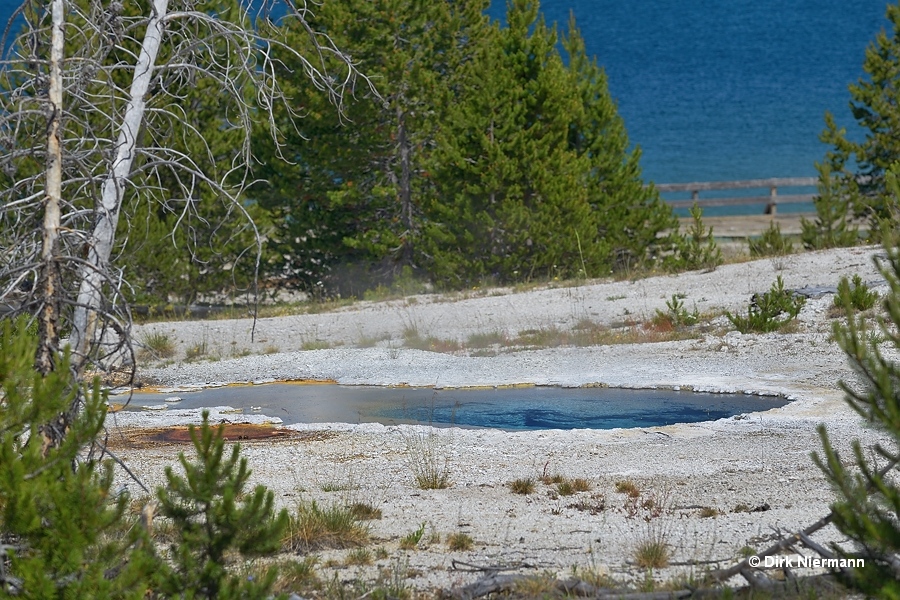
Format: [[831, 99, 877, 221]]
[[185, 339, 209, 361], [320, 480, 356, 492], [155, 411, 289, 599], [556, 480, 575, 496], [669, 203, 723, 272], [509, 477, 536, 495], [139, 330, 176, 360], [283, 500, 370, 551], [406, 430, 452, 489], [749, 221, 794, 257], [467, 330, 508, 348], [726, 276, 806, 333], [833, 274, 878, 312], [271, 557, 319, 595], [345, 548, 373, 566], [654, 294, 699, 328], [447, 532, 474, 551], [301, 339, 332, 351], [399, 522, 427, 550]]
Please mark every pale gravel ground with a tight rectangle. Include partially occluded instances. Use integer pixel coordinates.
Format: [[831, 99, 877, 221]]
[[108, 246, 891, 592]]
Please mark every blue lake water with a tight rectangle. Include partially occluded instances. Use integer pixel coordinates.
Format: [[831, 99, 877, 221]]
[[121, 384, 789, 431], [3, 1, 889, 197], [486, 1, 888, 188]]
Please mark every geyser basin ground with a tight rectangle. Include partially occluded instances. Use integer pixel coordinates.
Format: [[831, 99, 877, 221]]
[[116, 247, 886, 592], [122, 383, 789, 430]]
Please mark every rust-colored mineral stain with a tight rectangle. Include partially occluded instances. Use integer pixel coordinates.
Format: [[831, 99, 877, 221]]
[[150, 424, 295, 443], [108, 426, 337, 450]]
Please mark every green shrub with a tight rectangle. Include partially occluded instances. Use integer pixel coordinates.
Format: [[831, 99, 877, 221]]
[[669, 203, 722, 272], [654, 294, 699, 328], [834, 274, 878, 312], [726, 276, 806, 333], [815, 193, 900, 596], [749, 221, 794, 257], [155, 412, 289, 599], [0, 319, 156, 599]]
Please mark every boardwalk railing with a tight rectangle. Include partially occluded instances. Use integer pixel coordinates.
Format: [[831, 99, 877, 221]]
[[654, 177, 818, 214]]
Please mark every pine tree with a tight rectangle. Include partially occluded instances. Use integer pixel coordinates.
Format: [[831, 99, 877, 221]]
[[254, 0, 477, 294], [155, 412, 289, 599], [801, 162, 860, 250], [814, 165, 900, 597], [562, 15, 678, 273], [819, 1, 900, 230], [0, 319, 156, 599]]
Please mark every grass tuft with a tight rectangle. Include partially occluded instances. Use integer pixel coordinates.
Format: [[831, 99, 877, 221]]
[[350, 502, 383, 520], [509, 478, 535, 495], [138, 331, 176, 361], [446, 532, 474, 551], [282, 500, 369, 551], [615, 480, 641, 498], [406, 431, 451, 490]]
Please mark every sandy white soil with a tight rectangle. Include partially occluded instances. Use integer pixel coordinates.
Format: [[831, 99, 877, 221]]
[[108, 246, 890, 593]]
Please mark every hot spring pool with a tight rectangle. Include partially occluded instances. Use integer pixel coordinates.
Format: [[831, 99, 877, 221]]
[[120, 383, 789, 431]]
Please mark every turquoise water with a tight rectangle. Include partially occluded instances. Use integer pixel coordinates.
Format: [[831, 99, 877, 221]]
[[122, 384, 789, 431]]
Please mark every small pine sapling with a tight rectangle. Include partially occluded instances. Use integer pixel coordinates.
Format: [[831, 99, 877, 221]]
[[726, 276, 806, 333], [833, 274, 879, 312], [814, 233, 900, 597], [748, 221, 793, 257], [669, 203, 723, 272], [155, 412, 289, 599], [0, 319, 156, 599]]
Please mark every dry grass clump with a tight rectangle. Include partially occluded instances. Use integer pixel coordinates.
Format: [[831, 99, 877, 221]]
[[350, 502, 383, 520], [556, 480, 575, 496], [698, 506, 720, 518], [615, 479, 641, 498], [138, 331, 176, 361], [402, 327, 462, 353], [446, 532, 474, 551], [406, 431, 452, 490], [282, 500, 370, 551], [539, 472, 566, 485], [270, 557, 319, 595], [509, 478, 535, 495], [571, 478, 593, 492], [633, 526, 670, 569], [344, 548, 373, 566]]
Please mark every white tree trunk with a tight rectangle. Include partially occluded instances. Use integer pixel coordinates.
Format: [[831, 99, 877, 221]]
[[36, 0, 65, 374], [69, 0, 170, 372]]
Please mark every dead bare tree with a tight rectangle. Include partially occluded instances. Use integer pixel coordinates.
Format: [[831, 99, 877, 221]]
[[0, 0, 369, 425]]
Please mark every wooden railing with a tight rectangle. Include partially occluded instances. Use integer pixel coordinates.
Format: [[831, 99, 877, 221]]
[[654, 177, 818, 214]]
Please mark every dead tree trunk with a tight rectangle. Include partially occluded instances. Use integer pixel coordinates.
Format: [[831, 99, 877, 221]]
[[68, 0, 170, 375], [35, 0, 64, 375]]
